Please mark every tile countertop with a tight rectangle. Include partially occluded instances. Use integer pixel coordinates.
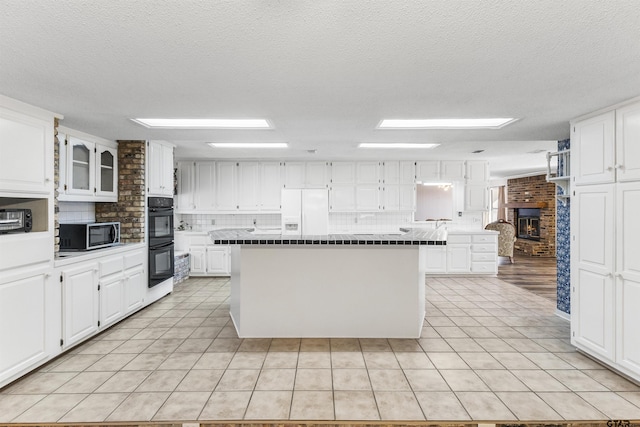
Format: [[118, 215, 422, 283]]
[[208, 227, 447, 246], [54, 242, 147, 267]]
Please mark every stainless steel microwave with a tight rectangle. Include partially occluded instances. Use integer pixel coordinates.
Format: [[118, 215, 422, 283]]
[[60, 222, 120, 250], [0, 209, 32, 234]]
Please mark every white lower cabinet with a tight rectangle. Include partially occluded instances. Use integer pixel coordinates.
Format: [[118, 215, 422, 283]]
[[424, 246, 447, 273], [59, 246, 146, 350], [99, 275, 124, 329], [189, 244, 230, 276], [0, 267, 52, 385], [62, 263, 99, 349], [206, 246, 230, 275], [180, 233, 231, 276], [424, 233, 497, 275], [124, 267, 145, 315], [189, 246, 207, 274], [97, 250, 146, 328], [447, 244, 471, 273]]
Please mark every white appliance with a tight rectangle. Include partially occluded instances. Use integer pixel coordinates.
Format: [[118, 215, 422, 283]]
[[281, 188, 329, 235]]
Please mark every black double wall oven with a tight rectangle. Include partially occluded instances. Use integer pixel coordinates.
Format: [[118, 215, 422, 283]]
[[148, 197, 174, 287]]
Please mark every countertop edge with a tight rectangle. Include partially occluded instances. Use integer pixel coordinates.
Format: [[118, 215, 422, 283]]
[[54, 242, 147, 267]]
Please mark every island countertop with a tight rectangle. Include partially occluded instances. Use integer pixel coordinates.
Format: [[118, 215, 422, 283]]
[[208, 227, 447, 245]]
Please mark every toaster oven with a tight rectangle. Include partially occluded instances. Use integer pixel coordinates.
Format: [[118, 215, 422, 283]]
[[0, 209, 32, 234]]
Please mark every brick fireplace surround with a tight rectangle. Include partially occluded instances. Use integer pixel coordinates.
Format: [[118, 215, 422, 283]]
[[506, 174, 556, 257]]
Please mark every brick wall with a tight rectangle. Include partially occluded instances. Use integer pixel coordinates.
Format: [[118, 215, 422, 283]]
[[95, 140, 145, 243], [53, 119, 60, 252], [507, 174, 556, 257]]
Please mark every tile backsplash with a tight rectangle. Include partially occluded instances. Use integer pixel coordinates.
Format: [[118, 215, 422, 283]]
[[58, 201, 95, 223], [176, 210, 485, 232]]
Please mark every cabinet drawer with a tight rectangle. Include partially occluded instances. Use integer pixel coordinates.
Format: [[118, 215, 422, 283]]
[[472, 252, 497, 262], [471, 244, 496, 253], [447, 234, 471, 244], [472, 234, 497, 243], [189, 235, 209, 246], [124, 250, 144, 270], [99, 255, 123, 277], [471, 261, 497, 273]]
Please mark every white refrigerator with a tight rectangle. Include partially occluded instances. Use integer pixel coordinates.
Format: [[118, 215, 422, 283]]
[[281, 188, 329, 235]]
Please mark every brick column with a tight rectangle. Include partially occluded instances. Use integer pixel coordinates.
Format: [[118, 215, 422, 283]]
[[53, 118, 60, 252], [95, 140, 145, 243]]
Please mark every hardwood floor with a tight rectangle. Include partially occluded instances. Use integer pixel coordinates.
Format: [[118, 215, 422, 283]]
[[497, 254, 558, 303]]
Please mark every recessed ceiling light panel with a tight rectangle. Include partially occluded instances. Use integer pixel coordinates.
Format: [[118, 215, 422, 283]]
[[358, 143, 440, 149], [378, 118, 517, 129], [132, 118, 271, 129], [207, 142, 287, 148]]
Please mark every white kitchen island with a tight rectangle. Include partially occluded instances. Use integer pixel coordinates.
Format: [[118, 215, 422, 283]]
[[210, 229, 443, 338]]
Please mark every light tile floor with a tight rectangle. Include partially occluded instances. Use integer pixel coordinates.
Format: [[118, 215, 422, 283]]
[[2, 275, 640, 422]]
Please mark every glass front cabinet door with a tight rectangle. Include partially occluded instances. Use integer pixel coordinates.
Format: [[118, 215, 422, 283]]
[[67, 136, 95, 196], [96, 144, 118, 198], [60, 131, 118, 202]]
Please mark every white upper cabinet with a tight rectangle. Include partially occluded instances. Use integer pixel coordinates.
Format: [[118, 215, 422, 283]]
[[356, 162, 380, 184], [66, 136, 95, 197], [95, 144, 118, 198], [465, 160, 489, 182], [58, 127, 118, 202], [384, 185, 414, 212], [416, 161, 440, 183], [440, 161, 465, 181], [573, 111, 616, 185], [417, 160, 487, 184], [400, 161, 415, 184], [147, 141, 174, 197], [283, 162, 305, 188], [0, 103, 54, 195], [356, 185, 380, 211], [194, 162, 216, 211], [615, 101, 640, 182], [215, 162, 238, 210], [175, 161, 195, 211], [305, 162, 329, 188], [330, 184, 356, 212], [381, 162, 415, 211], [382, 161, 400, 185], [260, 162, 283, 210], [464, 183, 489, 211], [331, 162, 356, 184], [283, 161, 327, 189], [237, 162, 260, 210]]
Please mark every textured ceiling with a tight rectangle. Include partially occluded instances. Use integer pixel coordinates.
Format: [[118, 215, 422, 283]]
[[1, 0, 639, 177]]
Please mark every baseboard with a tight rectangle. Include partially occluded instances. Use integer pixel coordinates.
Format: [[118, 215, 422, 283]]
[[555, 308, 570, 321]]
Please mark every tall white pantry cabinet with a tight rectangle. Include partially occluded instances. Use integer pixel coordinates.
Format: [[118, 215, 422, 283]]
[[0, 95, 59, 388], [571, 98, 640, 382]]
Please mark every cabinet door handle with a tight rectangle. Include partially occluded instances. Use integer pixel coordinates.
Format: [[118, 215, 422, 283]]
[[615, 164, 623, 170]]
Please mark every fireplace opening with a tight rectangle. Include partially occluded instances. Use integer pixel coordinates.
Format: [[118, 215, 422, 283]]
[[515, 208, 540, 241]]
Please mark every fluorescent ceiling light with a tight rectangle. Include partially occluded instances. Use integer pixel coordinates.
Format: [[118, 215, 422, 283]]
[[207, 142, 288, 148], [358, 143, 439, 149], [421, 182, 452, 186], [132, 118, 271, 128], [378, 118, 517, 129]]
